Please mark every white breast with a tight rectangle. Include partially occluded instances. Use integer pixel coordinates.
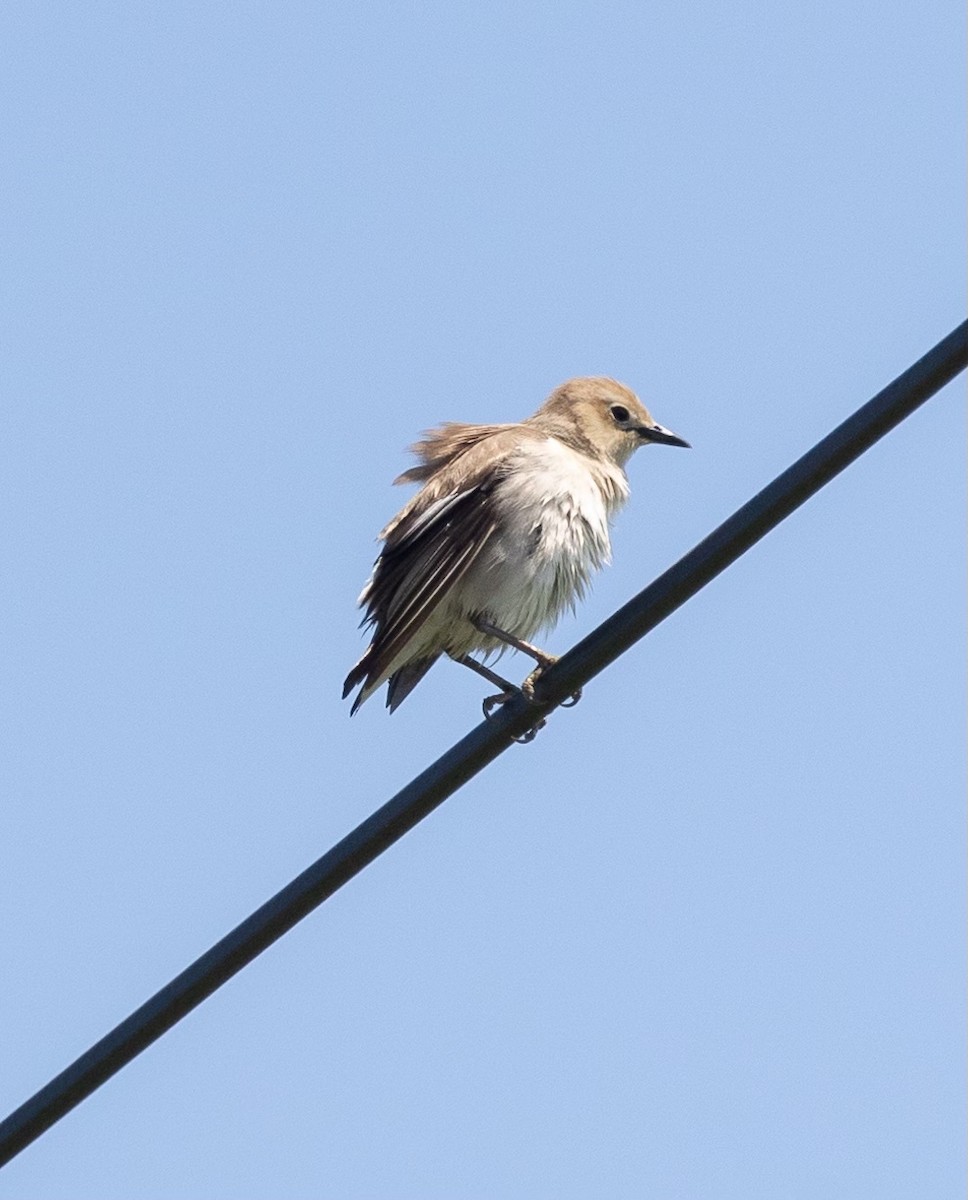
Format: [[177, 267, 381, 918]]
[[460, 437, 630, 641]]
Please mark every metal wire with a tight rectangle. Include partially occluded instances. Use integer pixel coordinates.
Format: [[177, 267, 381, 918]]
[[1, 320, 965, 1168]]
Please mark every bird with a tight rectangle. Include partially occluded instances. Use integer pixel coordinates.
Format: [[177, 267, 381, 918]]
[[343, 376, 689, 720]]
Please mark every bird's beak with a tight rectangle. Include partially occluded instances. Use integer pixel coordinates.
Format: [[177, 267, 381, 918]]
[[637, 422, 691, 449]]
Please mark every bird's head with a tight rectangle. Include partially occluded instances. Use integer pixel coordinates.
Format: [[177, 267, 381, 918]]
[[532, 377, 690, 466]]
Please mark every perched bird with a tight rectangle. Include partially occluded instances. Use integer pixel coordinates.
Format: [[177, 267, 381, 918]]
[[343, 377, 689, 717]]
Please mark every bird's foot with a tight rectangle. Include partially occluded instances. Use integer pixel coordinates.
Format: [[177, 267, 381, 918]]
[[470, 618, 581, 717], [467, 637, 580, 743], [481, 687, 547, 744], [480, 665, 579, 743], [521, 660, 582, 709]]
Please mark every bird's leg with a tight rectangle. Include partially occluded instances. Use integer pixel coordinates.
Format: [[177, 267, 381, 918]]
[[453, 653, 518, 698], [470, 617, 583, 709], [471, 617, 555, 670]]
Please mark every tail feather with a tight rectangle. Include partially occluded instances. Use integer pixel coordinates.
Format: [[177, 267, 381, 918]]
[[343, 650, 438, 714], [386, 657, 437, 712], [343, 650, 376, 715]]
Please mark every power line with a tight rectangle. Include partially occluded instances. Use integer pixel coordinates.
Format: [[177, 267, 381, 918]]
[[1, 320, 965, 1168]]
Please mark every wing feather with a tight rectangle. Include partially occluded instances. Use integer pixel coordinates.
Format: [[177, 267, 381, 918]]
[[343, 484, 497, 707]]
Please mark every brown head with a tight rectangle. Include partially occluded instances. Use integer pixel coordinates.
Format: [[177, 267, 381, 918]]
[[529, 376, 690, 466]]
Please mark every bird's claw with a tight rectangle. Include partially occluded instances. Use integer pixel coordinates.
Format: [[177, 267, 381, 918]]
[[512, 723, 543, 745], [482, 689, 518, 720]]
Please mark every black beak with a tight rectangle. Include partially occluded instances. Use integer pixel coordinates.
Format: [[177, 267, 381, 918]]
[[637, 422, 691, 449]]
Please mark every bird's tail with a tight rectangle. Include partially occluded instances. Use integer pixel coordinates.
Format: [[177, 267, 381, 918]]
[[385, 657, 437, 712], [342, 651, 438, 714]]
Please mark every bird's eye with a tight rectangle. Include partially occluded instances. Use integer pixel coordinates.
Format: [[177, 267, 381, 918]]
[[610, 405, 630, 424]]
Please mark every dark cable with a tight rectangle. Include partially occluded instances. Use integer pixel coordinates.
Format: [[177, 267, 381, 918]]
[[1, 320, 965, 1168]]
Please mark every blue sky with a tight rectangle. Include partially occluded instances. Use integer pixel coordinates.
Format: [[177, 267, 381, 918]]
[[1, 2, 964, 1196]]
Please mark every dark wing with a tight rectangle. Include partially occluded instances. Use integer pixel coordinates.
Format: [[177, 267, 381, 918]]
[[342, 484, 498, 711]]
